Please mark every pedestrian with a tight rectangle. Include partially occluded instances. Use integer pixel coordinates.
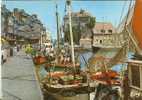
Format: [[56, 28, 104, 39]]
[[17, 45, 19, 52], [25, 44, 32, 58]]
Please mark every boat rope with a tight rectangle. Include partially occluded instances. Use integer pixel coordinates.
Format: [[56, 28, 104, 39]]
[[124, 0, 135, 55], [119, 0, 128, 26], [80, 55, 90, 100], [80, 55, 89, 69], [124, 0, 133, 28]]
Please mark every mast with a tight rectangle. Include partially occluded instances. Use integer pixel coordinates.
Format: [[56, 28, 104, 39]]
[[59, 15, 63, 44], [66, 0, 75, 70], [56, 3, 60, 49]]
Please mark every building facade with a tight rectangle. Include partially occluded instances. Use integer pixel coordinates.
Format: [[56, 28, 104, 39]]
[[1, 5, 12, 36], [79, 37, 92, 49], [1, 5, 46, 44], [63, 9, 92, 45], [92, 22, 124, 49]]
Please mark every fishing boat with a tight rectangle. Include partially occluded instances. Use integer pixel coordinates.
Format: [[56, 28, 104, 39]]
[[41, 66, 88, 94], [123, 0, 142, 99], [32, 39, 54, 65], [90, 70, 120, 85], [39, 54, 90, 96], [33, 55, 47, 65]]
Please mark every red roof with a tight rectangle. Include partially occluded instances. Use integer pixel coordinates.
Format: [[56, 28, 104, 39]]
[[93, 22, 116, 34]]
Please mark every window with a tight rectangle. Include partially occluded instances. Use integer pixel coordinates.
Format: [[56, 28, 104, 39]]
[[108, 29, 112, 33], [100, 40, 102, 44], [131, 65, 140, 88], [101, 29, 105, 33]]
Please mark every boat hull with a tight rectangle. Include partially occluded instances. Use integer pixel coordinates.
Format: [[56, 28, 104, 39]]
[[33, 56, 47, 65], [42, 83, 94, 97]]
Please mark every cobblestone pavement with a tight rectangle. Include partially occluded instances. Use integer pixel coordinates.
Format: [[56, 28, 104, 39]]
[[2, 50, 43, 100]]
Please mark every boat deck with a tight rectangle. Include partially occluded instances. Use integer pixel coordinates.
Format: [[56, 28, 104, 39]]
[[43, 80, 106, 89]]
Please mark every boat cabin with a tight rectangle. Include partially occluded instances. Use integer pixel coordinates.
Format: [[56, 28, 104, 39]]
[[128, 59, 142, 99]]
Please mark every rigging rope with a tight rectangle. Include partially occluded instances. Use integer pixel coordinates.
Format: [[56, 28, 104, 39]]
[[124, 0, 133, 28], [119, 0, 128, 26]]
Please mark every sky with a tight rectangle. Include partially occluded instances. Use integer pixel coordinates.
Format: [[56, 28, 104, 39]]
[[2, 0, 134, 39]]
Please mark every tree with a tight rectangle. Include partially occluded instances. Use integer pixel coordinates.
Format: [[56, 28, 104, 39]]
[[72, 25, 81, 45], [86, 16, 96, 44], [87, 17, 96, 29]]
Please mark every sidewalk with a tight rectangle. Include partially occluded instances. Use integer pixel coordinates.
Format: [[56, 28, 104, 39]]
[[2, 50, 43, 100]]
